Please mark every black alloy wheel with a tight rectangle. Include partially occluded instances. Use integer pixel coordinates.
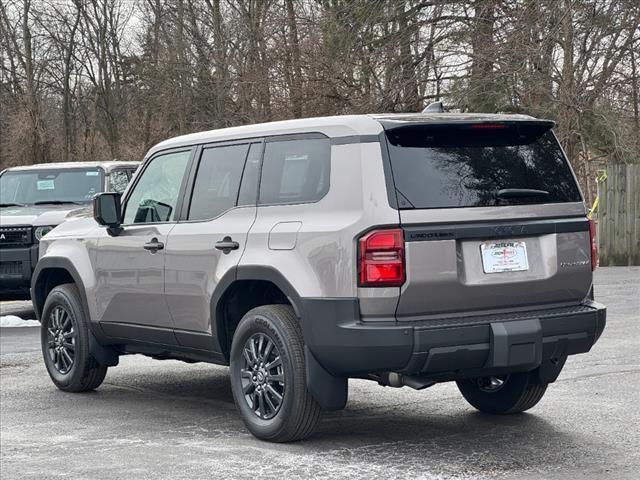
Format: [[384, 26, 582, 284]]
[[45, 305, 76, 374], [229, 304, 321, 442], [240, 333, 285, 420], [41, 283, 108, 392]]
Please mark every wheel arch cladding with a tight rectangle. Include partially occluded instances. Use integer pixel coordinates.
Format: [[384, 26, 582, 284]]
[[32, 258, 87, 320], [32, 258, 119, 367], [213, 266, 303, 360], [213, 265, 348, 410]]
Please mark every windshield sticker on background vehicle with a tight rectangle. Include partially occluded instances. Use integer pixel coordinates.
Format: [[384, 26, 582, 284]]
[[36, 179, 55, 190], [285, 154, 309, 162]]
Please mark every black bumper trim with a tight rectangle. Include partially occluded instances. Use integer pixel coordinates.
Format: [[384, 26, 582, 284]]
[[301, 298, 606, 378], [0, 244, 38, 293]]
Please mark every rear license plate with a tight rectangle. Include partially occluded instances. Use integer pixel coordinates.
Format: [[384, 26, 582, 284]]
[[480, 240, 529, 274]]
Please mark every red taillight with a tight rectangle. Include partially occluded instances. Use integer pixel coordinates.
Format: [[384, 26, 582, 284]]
[[589, 218, 598, 270], [358, 228, 405, 287]]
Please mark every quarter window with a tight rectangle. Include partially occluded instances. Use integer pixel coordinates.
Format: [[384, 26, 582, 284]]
[[259, 138, 330, 205], [123, 151, 191, 224], [188, 144, 249, 220]]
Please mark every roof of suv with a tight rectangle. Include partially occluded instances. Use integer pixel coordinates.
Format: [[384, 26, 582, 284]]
[[3, 161, 139, 173], [149, 112, 549, 156]]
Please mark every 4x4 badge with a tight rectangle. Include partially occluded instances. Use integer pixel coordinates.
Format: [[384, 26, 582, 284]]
[[560, 260, 589, 267]]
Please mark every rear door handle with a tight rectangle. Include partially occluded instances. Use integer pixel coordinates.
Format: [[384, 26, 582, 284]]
[[143, 238, 164, 253], [215, 236, 239, 253]]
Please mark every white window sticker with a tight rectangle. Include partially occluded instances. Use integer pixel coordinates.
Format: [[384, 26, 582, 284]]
[[285, 154, 309, 162], [86, 171, 100, 176], [37, 180, 55, 190]]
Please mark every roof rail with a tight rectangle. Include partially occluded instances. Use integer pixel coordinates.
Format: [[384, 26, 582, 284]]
[[422, 101, 444, 113]]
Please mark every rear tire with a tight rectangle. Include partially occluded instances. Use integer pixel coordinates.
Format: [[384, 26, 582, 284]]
[[229, 305, 321, 442], [41, 284, 108, 392], [456, 371, 547, 414]]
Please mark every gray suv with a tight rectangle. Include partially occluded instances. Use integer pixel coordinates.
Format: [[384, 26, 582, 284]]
[[0, 162, 138, 300], [32, 114, 606, 442]]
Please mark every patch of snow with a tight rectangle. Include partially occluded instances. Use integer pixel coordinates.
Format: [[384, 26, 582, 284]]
[[0, 316, 40, 327]]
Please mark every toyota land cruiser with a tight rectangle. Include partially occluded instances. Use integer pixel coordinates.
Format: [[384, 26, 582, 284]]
[[32, 113, 606, 442], [0, 162, 138, 300]]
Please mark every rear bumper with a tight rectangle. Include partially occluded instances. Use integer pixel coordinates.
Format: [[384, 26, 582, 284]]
[[301, 299, 606, 379], [0, 245, 38, 299]]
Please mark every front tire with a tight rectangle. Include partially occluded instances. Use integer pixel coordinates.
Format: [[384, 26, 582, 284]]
[[41, 283, 108, 392], [229, 305, 321, 442], [456, 372, 548, 414]]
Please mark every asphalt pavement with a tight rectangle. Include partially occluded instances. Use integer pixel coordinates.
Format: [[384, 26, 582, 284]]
[[1, 267, 638, 479]]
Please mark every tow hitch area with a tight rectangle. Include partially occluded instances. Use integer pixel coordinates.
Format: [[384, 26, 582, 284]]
[[488, 319, 542, 369], [377, 372, 436, 390]]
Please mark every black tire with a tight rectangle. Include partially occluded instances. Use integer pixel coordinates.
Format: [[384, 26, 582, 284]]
[[229, 305, 321, 442], [456, 372, 548, 414], [41, 283, 108, 392]]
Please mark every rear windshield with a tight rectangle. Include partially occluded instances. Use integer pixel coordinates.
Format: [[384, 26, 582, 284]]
[[385, 124, 582, 209]]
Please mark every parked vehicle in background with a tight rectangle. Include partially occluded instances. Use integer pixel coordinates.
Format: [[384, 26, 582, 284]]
[[32, 113, 605, 442], [0, 162, 139, 300]]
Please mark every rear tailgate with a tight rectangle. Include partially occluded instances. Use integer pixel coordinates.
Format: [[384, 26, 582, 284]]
[[382, 119, 593, 320]]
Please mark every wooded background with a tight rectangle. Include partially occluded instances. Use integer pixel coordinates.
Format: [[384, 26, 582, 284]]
[[1, 0, 639, 204]]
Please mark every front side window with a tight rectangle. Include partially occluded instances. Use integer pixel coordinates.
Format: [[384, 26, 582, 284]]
[[0, 168, 104, 205], [259, 138, 330, 205], [123, 151, 191, 224], [188, 144, 249, 221]]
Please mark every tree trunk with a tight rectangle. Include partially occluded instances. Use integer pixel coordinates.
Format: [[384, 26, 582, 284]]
[[285, 0, 303, 118], [469, 0, 498, 112], [631, 46, 639, 135], [397, 2, 419, 112], [559, 0, 577, 166]]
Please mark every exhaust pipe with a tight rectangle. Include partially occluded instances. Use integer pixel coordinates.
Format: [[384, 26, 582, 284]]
[[377, 372, 435, 390]]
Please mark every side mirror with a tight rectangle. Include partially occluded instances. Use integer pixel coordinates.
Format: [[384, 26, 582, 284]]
[[93, 193, 122, 235]]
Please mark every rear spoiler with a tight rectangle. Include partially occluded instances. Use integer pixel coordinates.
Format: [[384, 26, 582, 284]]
[[380, 119, 556, 148]]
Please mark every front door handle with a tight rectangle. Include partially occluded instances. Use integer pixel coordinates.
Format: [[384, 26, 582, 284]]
[[143, 238, 164, 253], [215, 236, 239, 254]]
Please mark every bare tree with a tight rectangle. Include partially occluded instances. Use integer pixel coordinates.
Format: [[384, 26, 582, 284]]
[[0, 0, 637, 197]]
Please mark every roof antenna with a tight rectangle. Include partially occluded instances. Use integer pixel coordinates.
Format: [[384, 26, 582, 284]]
[[422, 101, 444, 113]]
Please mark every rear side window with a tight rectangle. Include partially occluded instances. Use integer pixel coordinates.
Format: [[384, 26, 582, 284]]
[[259, 138, 330, 205], [188, 144, 249, 220], [385, 126, 581, 209]]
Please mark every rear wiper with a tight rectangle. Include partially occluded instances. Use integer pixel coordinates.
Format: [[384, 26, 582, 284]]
[[0, 202, 26, 207], [495, 188, 549, 199], [33, 200, 83, 206]]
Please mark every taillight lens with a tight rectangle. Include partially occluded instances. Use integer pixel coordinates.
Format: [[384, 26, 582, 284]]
[[588, 218, 598, 270], [358, 228, 405, 287]]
